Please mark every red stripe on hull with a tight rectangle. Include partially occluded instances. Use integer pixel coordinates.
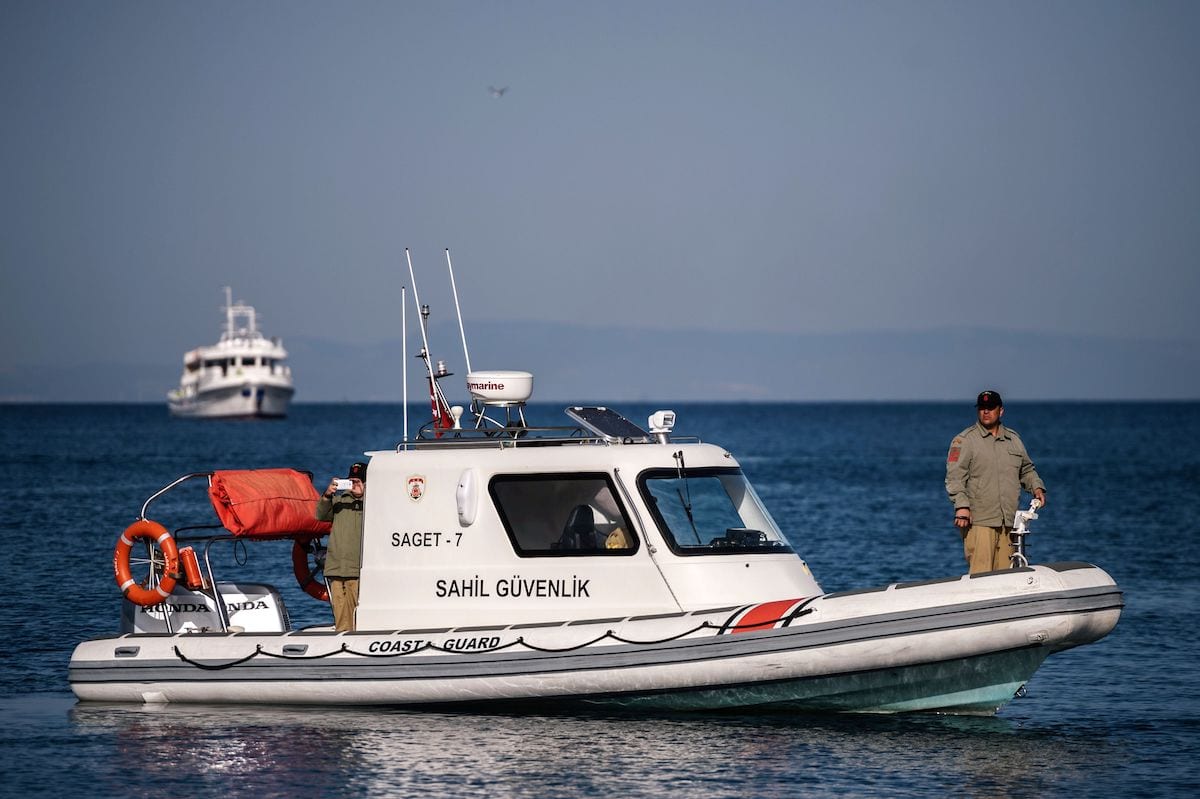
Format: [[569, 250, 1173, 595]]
[[731, 598, 806, 634]]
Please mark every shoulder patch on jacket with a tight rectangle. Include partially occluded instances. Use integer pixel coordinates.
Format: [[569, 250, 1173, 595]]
[[947, 437, 963, 463]]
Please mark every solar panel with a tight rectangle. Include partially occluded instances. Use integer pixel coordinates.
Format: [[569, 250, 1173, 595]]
[[565, 406, 650, 443]]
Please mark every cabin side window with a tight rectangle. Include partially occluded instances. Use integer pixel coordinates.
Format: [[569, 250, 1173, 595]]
[[637, 467, 793, 556], [490, 473, 638, 557], [204, 358, 229, 376]]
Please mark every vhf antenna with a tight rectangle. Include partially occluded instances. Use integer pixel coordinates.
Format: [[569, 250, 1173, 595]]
[[401, 284, 408, 445], [405, 248, 454, 436], [445, 248, 473, 375]]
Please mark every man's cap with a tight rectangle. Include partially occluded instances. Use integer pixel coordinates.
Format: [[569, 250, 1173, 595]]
[[976, 390, 1003, 409], [347, 462, 368, 481]]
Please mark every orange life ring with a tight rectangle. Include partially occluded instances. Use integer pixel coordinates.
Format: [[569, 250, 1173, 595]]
[[113, 519, 181, 607], [292, 538, 329, 602]]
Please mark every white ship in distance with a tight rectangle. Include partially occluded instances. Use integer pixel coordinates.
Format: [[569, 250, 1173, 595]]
[[167, 287, 294, 419]]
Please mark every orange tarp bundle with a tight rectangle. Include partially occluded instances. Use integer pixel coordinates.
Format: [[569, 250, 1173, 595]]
[[208, 469, 332, 538]]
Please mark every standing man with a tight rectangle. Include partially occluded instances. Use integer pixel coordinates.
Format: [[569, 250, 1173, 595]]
[[316, 461, 367, 630], [946, 391, 1047, 574]]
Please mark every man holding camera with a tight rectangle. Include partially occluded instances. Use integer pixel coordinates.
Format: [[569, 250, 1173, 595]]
[[316, 461, 367, 631]]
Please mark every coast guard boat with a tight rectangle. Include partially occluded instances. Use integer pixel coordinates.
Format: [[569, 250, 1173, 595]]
[[167, 287, 294, 419], [71, 252, 1122, 714]]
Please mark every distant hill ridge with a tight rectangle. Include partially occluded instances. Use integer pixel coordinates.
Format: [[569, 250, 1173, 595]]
[[2, 322, 1197, 402]]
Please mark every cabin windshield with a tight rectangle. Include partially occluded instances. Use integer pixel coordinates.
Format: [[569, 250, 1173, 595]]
[[638, 467, 793, 555]]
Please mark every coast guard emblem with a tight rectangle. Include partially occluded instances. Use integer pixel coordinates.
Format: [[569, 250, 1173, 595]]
[[407, 475, 426, 501]]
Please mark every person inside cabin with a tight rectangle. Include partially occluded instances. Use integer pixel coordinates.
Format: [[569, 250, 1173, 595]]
[[316, 461, 367, 631], [945, 390, 1047, 574], [605, 527, 631, 549]]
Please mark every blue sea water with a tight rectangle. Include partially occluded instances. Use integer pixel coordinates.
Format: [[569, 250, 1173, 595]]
[[1, 401, 1198, 798]]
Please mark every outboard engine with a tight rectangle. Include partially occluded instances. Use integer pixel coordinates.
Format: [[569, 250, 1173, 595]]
[[120, 582, 291, 634]]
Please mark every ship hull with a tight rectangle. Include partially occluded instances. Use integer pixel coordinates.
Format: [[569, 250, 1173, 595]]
[[68, 563, 1122, 715], [168, 382, 293, 419]]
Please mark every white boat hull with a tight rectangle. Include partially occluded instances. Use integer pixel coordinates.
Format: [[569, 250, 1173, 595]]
[[168, 382, 293, 419], [68, 563, 1122, 714]]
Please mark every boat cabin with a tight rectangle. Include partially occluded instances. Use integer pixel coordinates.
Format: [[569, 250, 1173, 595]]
[[355, 406, 822, 630]]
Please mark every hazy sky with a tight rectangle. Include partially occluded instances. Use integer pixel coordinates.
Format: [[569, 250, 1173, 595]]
[[2, 1, 1198, 394]]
